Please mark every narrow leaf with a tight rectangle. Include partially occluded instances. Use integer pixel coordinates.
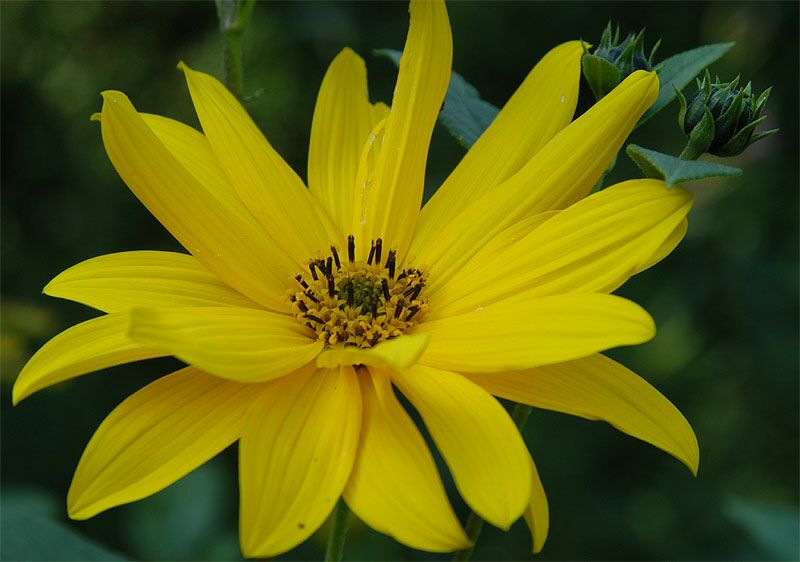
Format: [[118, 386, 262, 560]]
[[638, 42, 734, 126], [626, 144, 741, 187], [1, 508, 126, 561], [375, 48, 499, 149]]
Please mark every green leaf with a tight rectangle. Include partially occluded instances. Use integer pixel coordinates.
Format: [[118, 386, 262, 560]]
[[124, 461, 229, 560], [374, 48, 499, 149], [725, 496, 800, 561], [626, 144, 741, 187], [638, 42, 733, 126], [1, 507, 126, 561]]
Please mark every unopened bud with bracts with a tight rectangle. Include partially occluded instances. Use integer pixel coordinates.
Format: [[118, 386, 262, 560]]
[[582, 23, 661, 100], [677, 71, 777, 159]]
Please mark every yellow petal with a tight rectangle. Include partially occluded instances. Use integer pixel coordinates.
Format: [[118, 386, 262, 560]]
[[68, 367, 257, 519], [178, 63, 338, 260], [239, 366, 361, 558], [352, 0, 452, 259], [316, 334, 428, 370], [140, 113, 234, 198], [463, 353, 699, 475], [44, 251, 259, 313], [416, 294, 655, 372], [416, 71, 659, 287], [635, 217, 689, 274], [344, 368, 469, 552], [308, 48, 374, 233], [99, 91, 296, 311], [128, 307, 322, 383], [392, 364, 531, 530], [523, 453, 549, 554], [371, 101, 390, 125], [413, 41, 585, 249], [13, 313, 164, 405], [431, 179, 693, 316]]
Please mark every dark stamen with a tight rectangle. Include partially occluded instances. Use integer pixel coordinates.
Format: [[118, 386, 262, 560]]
[[381, 279, 390, 301], [330, 246, 341, 270], [367, 242, 376, 265], [297, 301, 309, 313], [328, 276, 336, 297], [396, 271, 407, 282], [305, 314, 324, 323], [385, 250, 396, 278], [347, 235, 355, 262], [406, 306, 420, 321], [316, 259, 327, 276], [375, 238, 383, 263], [394, 304, 403, 319], [305, 291, 320, 304], [309, 263, 318, 281], [326, 257, 333, 275], [295, 274, 309, 289], [409, 285, 423, 301]]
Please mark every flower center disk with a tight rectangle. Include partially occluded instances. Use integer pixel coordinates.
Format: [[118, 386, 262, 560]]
[[288, 235, 429, 348]]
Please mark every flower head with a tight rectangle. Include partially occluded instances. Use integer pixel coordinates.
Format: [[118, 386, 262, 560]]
[[677, 71, 776, 158], [15, 0, 698, 557], [583, 23, 660, 100]]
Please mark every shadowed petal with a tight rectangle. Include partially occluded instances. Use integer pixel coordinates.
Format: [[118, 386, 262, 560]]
[[344, 368, 469, 552], [68, 367, 258, 519], [463, 354, 699, 475], [239, 366, 361, 557], [392, 364, 531, 529]]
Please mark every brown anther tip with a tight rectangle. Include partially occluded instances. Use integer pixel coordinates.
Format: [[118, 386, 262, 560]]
[[330, 246, 341, 269], [347, 235, 355, 262]]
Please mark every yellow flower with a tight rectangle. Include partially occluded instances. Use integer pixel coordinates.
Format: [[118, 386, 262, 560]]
[[14, 0, 699, 558]]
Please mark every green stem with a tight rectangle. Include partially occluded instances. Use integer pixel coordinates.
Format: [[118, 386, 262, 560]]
[[324, 499, 352, 562], [214, 0, 255, 100], [452, 403, 533, 562]]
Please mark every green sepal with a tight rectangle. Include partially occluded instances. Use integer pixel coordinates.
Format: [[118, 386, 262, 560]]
[[638, 43, 733, 126], [374, 48, 499, 149], [680, 106, 715, 159], [676, 86, 688, 130], [582, 54, 622, 100], [627, 144, 742, 188], [747, 127, 779, 145], [712, 85, 746, 151]]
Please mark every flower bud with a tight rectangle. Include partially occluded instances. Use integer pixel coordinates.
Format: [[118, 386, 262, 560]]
[[677, 71, 777, 159], [582, 23, 660, 100]]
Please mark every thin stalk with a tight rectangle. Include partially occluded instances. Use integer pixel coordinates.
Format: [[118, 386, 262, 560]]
[[324, 499, 352, 562], [452, 403, 533, 562], [214, 0, 256, 100]]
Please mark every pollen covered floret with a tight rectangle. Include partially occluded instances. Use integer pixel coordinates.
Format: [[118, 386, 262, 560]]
[[288, 235, 429, 348]]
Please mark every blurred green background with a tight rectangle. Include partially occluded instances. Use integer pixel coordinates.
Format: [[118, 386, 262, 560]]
[[2, 1, 797, 560]]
